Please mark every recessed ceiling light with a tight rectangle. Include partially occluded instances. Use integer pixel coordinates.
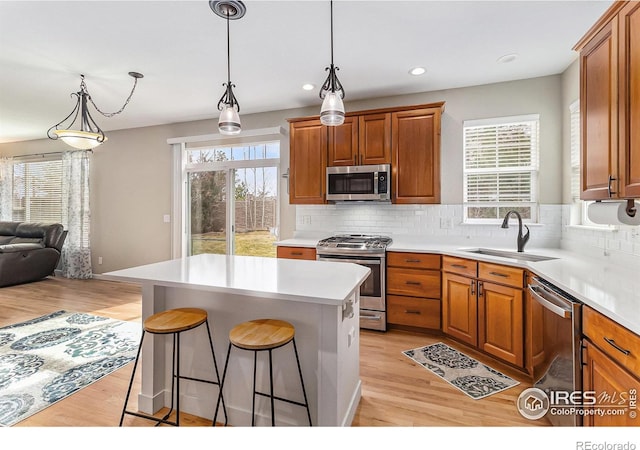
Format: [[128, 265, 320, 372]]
[[302, 83, 315, 91], [497, 53, 518, 64], [409, 67, 426, 76]]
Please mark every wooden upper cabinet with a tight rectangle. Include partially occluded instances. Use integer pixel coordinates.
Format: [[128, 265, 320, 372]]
[[575, 0, 640, 200], [327, 113, 391, 166], [392, 106, 442, 204], [358, 113, 391, 165], [579, 20, 618, 200], [290, 102, 444, 204], [288, 119, 327, 204], [618, 1, 640, 197], [328, 116, 359, 166]]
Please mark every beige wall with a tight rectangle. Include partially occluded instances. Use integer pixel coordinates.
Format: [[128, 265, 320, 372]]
[[0, 74, 565, 273], [561, 58, 580, 204]]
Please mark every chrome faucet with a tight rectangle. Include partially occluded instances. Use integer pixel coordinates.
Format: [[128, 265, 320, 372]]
[[501, 210, 530, 252]]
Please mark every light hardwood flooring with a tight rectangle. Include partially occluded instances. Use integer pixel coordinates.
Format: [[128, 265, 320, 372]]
[[0, 276, 549, 427]]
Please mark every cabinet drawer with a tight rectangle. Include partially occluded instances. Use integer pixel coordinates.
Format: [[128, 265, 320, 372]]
[[276, 246, 316, 260], [442, 256, 477, 277], [583, 306, 640, 376], [478, 262, 523, 288], [387, 295, 440, 329], [387, 252, 440, 270], [387, 267, 441, 298]]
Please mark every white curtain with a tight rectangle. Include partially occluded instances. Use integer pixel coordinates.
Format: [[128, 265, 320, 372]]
[[61, 150, 92, 279], [0, 157, 13, 220]]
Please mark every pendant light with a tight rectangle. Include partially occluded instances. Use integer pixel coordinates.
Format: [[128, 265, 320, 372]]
[[210, 1, 246, 135], [319, 0, 345, 126], [47, 72, 143, 150]]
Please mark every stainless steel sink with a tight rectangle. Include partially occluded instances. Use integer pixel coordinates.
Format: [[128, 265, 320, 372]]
[[459, 248, 558, 262]]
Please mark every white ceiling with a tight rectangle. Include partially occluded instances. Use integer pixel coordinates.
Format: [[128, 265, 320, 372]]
[[0, 0, 614, 144]]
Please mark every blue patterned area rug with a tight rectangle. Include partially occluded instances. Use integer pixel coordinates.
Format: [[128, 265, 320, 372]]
[[402, 342, 519, 400], [0, 310, 141, 426]]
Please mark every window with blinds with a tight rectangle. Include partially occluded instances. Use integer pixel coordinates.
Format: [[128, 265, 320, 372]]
[[12, 158, 63, 223], [463, 115, 539, 222]]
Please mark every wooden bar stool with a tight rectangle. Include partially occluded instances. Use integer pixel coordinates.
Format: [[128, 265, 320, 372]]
[[214, 319, 312, 426], [119, 307, 227, 426]]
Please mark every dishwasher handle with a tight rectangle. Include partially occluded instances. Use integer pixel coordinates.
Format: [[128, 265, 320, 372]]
[[528, 284, 572, 319]]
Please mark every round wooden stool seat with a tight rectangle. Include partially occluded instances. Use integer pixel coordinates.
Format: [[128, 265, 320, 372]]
[[229, 319, 295, 350], [144, 308, 208, 334]]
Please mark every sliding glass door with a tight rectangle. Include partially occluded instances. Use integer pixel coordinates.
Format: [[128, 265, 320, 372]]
[[186, 143, 279, 257]]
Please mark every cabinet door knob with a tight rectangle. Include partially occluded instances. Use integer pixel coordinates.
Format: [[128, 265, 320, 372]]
[[404, 310, 421, 315], [405, 281, 422, 286], [478, 281, 483, 296], [452, 264, 467, 269], [470, 280, 476, 296]]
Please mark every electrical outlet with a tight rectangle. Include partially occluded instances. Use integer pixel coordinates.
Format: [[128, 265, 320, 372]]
[[632, 228, 639, 240], [440, 218, 453, 229], [98, 256, 103, 265], [303, 215, 312, 225]]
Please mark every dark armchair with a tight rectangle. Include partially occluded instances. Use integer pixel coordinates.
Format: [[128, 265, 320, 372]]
[[0, 221, 67, 287]]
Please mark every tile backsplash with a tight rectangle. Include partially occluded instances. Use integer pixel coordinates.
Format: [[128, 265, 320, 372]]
[[295, 203, 640, 266], [295, 204, 563, 249]]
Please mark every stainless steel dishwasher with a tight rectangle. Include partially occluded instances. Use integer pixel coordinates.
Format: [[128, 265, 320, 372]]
[[528, 275, 583, 426]]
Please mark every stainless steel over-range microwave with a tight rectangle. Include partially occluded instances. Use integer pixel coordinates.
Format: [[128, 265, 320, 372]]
[[326, 164, 391, 202]]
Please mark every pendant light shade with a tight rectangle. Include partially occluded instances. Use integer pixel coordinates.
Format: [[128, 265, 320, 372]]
[[218, 105, 241, 135], [211, 1, 245, 136], [48, 72, 143, 150], [319, 1, 345, 126], [320, 91, 345, 126]]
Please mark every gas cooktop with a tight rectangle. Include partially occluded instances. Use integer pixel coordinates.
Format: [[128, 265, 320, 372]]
[[316, 234, 392, 255]]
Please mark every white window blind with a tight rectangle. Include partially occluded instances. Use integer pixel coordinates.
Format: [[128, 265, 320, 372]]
[[12, 158, 63, 223], [463, 115, 539, 222]]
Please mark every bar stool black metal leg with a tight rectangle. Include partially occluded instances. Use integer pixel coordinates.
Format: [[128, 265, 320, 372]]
[[268, 348, 275, 426], [119, 330, 146, 426], [251, 350, 258, 426], [175, 332, 180, 426], [292, 338, 312, 426], [213, 342, 232, 426], [205, 320, 227, 425]]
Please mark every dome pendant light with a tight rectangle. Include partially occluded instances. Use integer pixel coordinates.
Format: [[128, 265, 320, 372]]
[[47, 72, 143, 150], [319, 0, 345, 126], [211, 1, 246, 135]]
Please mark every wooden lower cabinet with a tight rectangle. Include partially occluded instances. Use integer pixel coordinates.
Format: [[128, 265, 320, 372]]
[[478, 281, 523, 367], [442, 272, 477, 346], [386, 252, 441, 330], [525, 274, 545, 377], [442, 256, 525, 368], [582, 304, 640, 426], [276, 246, 316, 260], [387, 295, 441, 329], [583, 340, 640, 426]]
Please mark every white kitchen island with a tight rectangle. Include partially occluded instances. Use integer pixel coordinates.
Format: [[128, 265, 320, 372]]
[[102, 253, 370, 427]]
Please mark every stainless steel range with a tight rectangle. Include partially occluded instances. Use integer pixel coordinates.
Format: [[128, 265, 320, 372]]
[[316, 234, 392, 331]]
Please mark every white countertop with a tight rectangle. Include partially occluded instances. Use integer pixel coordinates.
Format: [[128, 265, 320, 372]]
[[276, 236, 640, 335], [102, 253, 370, 307]]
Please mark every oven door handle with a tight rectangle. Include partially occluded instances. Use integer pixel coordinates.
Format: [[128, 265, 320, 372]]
[[528, 285, 572, 319], [317, 257, 381, 265], [360, 312, 383, 321]]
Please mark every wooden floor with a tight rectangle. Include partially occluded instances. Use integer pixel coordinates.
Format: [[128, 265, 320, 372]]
[[0, 276, 549, 427]]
